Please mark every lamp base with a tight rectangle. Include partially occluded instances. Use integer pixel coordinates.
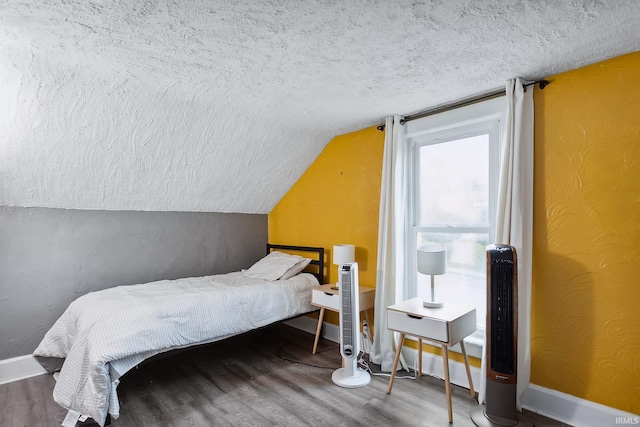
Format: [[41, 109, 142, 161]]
[[423, 300, 444, 308]]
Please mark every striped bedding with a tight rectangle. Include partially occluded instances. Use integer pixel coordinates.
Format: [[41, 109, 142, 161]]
[[34, 271, 318, 426]]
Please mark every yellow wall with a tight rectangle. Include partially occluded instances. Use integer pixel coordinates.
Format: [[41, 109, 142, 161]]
[[268, 125, 384, 323], [269, 52, 640, 414], [531, 52, 640, 414]]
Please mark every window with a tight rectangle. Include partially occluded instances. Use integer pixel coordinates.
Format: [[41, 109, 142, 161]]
[[403, 97, 505, 334]]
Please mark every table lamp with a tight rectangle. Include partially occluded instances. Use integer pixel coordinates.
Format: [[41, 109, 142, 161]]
[[417, 244, 447, 308], [333, 244, 355, 288]]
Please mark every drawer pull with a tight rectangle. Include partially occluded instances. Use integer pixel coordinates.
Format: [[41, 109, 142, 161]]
[[407, 314, 424, 320], [324, 292, 334, 296]]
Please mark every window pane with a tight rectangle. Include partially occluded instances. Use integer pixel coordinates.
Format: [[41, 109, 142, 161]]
[[418, 134, 489, 226], [417, 231, 488, 327]]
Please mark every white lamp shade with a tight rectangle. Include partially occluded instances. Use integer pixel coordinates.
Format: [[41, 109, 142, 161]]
[[333, 244, 355, 265], [417, 245, 447, 275]]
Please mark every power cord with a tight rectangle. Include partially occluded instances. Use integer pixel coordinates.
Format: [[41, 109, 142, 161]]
[[358, 360, 417, 380], [357, 351, 418, 380], [276, 341, 338, 370]]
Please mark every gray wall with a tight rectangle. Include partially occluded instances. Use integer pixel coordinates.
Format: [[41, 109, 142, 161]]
[[0, 206, 267, 359]]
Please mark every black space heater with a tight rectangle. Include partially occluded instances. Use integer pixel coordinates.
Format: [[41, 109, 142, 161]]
[[470, 244, 531, 427]]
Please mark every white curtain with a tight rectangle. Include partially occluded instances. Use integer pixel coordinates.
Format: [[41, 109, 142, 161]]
[[370, 115, 407, 372], [478, 78, 534, 409]]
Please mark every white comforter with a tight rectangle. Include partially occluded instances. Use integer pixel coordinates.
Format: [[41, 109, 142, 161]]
[[34, 271, 317, 426]]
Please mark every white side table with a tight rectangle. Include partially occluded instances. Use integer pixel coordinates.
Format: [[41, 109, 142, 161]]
[[386, 297, 477, 423], [310, 283, 375, 354]]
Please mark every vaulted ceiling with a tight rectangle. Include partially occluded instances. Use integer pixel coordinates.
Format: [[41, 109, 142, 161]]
[[1, 0, 639, 213]]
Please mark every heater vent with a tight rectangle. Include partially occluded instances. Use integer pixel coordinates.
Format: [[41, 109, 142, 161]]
[[471, 244, 530, 426], [340, 267, 354, 354], [490, 259, 515, 374]]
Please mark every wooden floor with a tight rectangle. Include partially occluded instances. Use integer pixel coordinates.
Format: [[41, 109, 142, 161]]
[[1, 323, 569, 427]]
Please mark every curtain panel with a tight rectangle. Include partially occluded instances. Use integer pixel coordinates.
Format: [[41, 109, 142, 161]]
[[370, 115, 407, 372], [478, 78, 534, 409]]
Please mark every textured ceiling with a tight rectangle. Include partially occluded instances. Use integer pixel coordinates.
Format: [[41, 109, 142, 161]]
[[1, 0, 639, 213]]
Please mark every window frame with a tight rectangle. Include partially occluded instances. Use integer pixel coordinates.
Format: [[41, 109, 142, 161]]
[[412, 121, 499, 225], [402, 96, 506, 354]]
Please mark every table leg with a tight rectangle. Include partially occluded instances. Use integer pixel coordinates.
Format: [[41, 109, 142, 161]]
[[460, 341, 476, 398], [442, 346, 453, 423], [418, 338, 423, 377], [386, 333, 405, 394], [312, 308, 325, 354]]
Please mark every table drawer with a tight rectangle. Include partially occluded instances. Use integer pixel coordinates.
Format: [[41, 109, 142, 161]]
[[387, 309, 448, 342], [312, 289, 339, 310]]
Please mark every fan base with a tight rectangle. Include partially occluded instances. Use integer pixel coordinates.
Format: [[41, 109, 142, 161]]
[[332, 367, 371, 388]]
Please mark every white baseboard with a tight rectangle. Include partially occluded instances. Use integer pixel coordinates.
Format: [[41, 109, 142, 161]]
[[0, 354, 47, 385], [522, 383, 639, 427]]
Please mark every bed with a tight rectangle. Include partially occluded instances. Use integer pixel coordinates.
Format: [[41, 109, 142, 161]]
[[34, 244, 325, 427]]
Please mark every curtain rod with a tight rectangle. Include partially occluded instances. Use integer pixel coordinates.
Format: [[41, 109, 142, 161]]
[[376, 79, 549, 131]]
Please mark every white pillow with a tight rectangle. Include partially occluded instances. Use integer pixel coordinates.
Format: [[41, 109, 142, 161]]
[[242, 251, 305, 280], [279, 258, 311, 280]]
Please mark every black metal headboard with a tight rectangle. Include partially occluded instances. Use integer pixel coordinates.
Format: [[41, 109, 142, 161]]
[[266, 244, 325, 284]]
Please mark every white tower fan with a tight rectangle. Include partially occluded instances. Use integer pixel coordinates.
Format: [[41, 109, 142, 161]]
[[332, 262, 371, 388], [471, 244, 531, 427]]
